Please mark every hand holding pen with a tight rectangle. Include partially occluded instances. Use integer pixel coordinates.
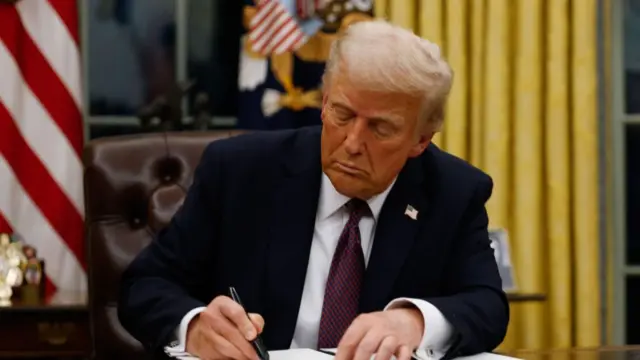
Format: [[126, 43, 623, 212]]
[[229, 287, 270, 360], [184, 291, 266, 360]]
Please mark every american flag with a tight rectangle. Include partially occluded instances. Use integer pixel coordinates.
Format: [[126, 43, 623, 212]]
[[404, 205, 418, 220], [0, 0, 86, 295], [296, 0, 321, 19], [249, 0, 309, 55]]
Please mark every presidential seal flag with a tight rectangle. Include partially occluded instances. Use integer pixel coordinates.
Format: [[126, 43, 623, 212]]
[[237, 0, 374, 130], [0, 0, 86, 295]]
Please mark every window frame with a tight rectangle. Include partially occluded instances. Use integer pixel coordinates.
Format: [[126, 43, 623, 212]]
[[610, 0, 640, 345], [79, 0, 237, 141]]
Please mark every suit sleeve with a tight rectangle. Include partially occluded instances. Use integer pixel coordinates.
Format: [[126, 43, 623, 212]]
[[426, 175, 509, 359], [117, 142, 225, 352]]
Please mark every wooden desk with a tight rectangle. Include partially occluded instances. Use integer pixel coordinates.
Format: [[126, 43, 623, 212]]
[[510, 346, 640, 360], [0, 290, 90, 359], [149, 346, 640, 360]]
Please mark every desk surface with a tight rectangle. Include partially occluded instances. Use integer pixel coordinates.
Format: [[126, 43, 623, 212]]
[[0, 290, 87, 313], [152, 346, 640, 360], [509, 346, 640, 360]]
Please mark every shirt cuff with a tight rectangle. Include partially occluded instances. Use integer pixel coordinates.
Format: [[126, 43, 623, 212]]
[[385, 298, 454, 359], [167, 306, 207, 352]]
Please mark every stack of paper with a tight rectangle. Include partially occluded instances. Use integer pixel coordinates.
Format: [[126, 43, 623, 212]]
[[319, 348, 522, 360], [165, 348, 332, 360], [457, 354, 522, 360], [164, 347, 522, 360]]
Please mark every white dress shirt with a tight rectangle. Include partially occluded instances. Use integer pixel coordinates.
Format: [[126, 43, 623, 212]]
[[170, 174, 454, 358]]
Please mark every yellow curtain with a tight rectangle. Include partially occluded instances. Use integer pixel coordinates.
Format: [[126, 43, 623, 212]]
[[374, 0, 600, 351]]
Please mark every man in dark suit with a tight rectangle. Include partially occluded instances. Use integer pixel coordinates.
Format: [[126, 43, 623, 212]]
[[118, 20, 509, 360]]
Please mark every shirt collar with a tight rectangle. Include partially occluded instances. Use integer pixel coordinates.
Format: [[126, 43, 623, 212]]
[[317, 173, 397, 222]]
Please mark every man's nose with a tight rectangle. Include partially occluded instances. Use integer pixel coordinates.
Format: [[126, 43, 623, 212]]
[[344, 118, 367, 155]]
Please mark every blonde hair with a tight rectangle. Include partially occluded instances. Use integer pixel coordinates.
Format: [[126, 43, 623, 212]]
[[323, 20, 453, 131]]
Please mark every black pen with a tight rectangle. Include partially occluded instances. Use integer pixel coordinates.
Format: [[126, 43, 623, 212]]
[[317, 349, 336, 356], [229, 287, 270, 360], [318, 349, 419, 359]]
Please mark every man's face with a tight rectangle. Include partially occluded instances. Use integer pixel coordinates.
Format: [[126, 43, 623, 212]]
[[320, 74, 433, 200]]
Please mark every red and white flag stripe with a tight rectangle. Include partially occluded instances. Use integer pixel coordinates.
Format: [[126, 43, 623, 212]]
[[249, 0, 308, 55], [0, 0, 86, 294]]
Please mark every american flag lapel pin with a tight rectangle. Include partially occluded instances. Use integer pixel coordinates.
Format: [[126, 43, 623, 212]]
[[404, 205, 418, 220]]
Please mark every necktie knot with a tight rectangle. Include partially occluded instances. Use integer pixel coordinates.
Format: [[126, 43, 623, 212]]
[[346, 198, 371, 223]]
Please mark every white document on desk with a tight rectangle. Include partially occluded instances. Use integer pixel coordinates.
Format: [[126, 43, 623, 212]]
[[319, 348, 522, 360], [164, 348, 333, 360], [165, 348, 521, 360], [270, 349, 334, 359], [456, 353, 522, 360]]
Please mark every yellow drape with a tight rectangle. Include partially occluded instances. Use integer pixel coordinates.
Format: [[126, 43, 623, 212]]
[[375, 0, 601, 351]]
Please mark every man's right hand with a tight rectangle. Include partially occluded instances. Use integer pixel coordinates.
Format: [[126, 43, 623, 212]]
[[186, 295, 265, 360]]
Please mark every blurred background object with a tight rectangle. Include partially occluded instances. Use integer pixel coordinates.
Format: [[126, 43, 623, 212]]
[[88, 0, 176, 116], [235, 0, 374, 129]]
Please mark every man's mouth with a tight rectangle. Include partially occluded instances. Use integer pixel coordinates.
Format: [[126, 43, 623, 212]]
[[335, 161, 363, 175]]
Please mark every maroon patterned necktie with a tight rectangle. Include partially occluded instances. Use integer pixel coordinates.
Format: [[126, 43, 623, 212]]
[[317, 199, 371, 349]]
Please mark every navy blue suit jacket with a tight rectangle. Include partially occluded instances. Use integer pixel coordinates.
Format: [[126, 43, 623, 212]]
[[118, 126, 509, 359]]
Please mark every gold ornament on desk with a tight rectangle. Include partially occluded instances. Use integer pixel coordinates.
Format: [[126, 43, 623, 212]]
[[0, 233, 32, 306], [0, 233, 26, 305]]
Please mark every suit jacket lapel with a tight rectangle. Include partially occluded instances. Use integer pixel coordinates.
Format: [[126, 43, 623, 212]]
[[263, 128, 322, 349], [360, 156, 430, 313]]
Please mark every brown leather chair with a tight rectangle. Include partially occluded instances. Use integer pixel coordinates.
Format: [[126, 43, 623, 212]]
[[83, 130, 245, 359]]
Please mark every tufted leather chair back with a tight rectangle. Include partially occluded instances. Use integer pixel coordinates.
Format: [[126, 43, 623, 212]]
[[83, 130, 245, 359]]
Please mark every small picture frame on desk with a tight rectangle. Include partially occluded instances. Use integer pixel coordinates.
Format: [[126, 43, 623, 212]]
[[18, 259, 46, 302], [6, 241, 47, 301], [488, 229, 517, 292]]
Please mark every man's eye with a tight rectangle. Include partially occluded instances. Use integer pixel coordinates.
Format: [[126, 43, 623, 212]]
[[335, 111, 353, 122], [374, 123, 394, 137]]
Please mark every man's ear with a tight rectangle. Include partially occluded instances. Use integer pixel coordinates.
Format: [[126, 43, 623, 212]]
[[321, 91, 330, 122], [408, 132, 434, 158]]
